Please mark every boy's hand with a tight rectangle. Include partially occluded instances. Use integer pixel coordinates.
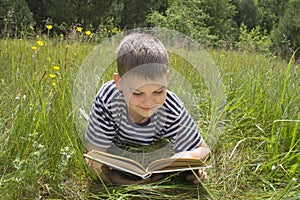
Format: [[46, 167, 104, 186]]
[[186, 169, 208, 184], [173, 146, 210, 184], [173, 151, 208, 183]]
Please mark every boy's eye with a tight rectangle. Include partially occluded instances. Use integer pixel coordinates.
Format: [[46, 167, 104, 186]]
[[132, 92, 143, 96], [154, 90, 164, 94]]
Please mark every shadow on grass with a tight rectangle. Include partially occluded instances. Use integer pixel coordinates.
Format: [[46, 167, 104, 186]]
[[87, 172, 214, 200]]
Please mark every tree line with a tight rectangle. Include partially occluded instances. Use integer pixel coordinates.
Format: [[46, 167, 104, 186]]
[[0, 0, 299, 59]]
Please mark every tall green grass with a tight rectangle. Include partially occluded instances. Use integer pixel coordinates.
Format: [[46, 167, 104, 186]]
[[0, 38, 93, 199], [208, 50, 299, 199], [0, 37, 299, 199]]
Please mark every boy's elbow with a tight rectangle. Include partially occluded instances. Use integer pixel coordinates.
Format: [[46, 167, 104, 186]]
[[197, 140, 211, 159], [86, 141, 107, 152], [206, 147, 212, 157]]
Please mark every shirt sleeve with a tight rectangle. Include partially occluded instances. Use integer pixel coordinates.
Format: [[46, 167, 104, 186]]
[[86, 96, 116, 149], [167, 106, 202, 152]]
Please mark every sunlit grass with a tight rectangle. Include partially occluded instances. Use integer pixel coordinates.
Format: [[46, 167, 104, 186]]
[[0, 38, 93, 199], [0, 37, 299, 199], [208, 50, 299, 199]]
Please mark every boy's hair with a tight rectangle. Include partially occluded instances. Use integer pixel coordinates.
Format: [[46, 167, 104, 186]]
[[116, 33, 168, 79]]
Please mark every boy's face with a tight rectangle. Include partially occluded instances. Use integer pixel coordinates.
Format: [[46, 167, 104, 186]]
[[115, 72, 169, 122]]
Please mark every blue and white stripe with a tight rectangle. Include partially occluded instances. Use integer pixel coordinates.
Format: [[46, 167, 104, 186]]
[[86, 80, 202, 152]]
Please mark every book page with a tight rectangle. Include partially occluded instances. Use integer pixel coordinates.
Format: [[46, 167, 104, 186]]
[[147, 158, 207, 172], [107, 141, 176, 167], [85, 150, 211, 179], [86, 150, 147, 175]]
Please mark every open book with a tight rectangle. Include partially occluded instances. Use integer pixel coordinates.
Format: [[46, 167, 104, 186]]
[[84, 150, 211, 179]]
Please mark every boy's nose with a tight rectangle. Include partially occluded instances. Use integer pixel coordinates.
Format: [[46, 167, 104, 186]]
[[143, 96, 155, 106]]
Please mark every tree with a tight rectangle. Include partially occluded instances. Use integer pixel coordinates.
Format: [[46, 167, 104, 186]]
[[233, 0, 260, 30], [271, 0, 300, 60], [0, 0, 13, 32], [42, 0, 74, 25], [147, 0, 236, 46], [257, 0, 289, 32], [198, 0, 236, 42], [147, 0, 213, 45], [26, 0, 47, 27], [120, 0, 168, 28], [1, 0, 32, 36], [67, 0, 123, 27]]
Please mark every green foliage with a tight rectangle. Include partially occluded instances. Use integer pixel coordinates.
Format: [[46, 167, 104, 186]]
[[0, 0, 33, 37], [210, 50, 299, 198], [120, 0, 168, 28], [271, 0, 300, 60], [13, 0, 168, 36], [0, 0, 12, 29], [257, 0, 289, 32], [198, 0, 236, 42], [0, 0, 299, 59], [233, 0, 260, 30], [0, 1, 299, 196], [147, 0, 215, 46], [237, 23, 271, 55], [0, 38, 93, 199], [147, 0, 236, 46], [0, 33, 299, 199], [26, 0, 124, 34]]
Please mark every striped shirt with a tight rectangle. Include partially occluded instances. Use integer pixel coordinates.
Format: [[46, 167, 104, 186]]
[[86, 80, 202, 152]]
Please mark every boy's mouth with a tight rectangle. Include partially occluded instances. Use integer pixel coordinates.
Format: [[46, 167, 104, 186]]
[[140, 107, 152, 111], [140, 106, 156, 112]]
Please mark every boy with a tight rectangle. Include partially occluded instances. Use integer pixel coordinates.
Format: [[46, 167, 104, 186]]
[[86, 33, 211, 184]]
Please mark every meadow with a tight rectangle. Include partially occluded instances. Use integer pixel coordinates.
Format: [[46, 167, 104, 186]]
[[0, 32, 299, 199]]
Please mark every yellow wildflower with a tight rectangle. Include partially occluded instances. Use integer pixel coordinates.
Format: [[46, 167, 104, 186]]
[[46, 25, 53, 30], [60, 34, 64, 41], [52, 82, 56, 87], [30, 26, 34, 31], [85, 30, 91, 36], [77, 27, 83, 32], [31, 46, 37, 50], [49, 74, 56, 78], [112, 27, 120, 34], [37, 40, 44, 46], [53, 66, 60, 71]]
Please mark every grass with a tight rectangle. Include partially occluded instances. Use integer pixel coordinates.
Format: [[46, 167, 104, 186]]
[[0, 35, 299, 199]]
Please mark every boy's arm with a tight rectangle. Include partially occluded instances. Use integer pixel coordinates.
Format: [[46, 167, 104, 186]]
[[173, 139, 211, 160], [86, 142, 107, 152], [186, 139, 211, 160]]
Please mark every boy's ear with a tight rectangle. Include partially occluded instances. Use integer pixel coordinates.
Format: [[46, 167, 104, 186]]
[[114, 73, 122, 90]]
